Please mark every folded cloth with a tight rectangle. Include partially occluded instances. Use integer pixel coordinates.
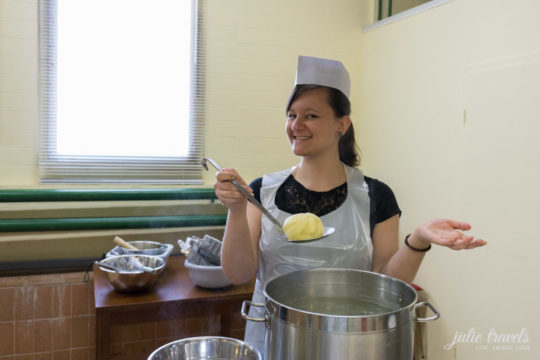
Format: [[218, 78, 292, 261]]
[[181, 235, 222, 266], [197, 235, 222, 265]]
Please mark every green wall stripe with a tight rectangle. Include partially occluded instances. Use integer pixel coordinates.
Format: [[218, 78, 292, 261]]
[[0, 188, 217, 202], [0, 214, 227, 232]]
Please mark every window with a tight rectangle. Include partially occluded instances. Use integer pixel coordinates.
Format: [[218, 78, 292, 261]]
[[362, 0, 454, 30], [39, 0, 205, 184], [376, 0, 433, 21]]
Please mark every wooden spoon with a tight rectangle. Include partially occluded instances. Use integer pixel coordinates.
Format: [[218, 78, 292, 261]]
[[113, 236, 138, 250]]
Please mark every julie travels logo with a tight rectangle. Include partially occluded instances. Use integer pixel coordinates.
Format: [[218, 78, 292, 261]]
[[443, 328, 530, 352]]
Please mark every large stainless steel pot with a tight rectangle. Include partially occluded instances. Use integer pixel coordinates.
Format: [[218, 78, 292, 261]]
[[241, 268, 439, 360]]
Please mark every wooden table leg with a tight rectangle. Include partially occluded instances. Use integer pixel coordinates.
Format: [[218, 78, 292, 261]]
[[96, 310, 112, 360]]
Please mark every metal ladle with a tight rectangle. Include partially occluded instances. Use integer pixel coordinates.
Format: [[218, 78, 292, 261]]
[[201, 157, 335, 243], [95, 258, 158, 274], [94, 261, 119, 273]]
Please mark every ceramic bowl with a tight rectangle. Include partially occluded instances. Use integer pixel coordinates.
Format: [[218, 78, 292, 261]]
[[184, 259, 232, 289]]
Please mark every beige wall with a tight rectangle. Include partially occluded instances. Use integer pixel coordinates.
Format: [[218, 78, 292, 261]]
[[0, 0, 366, 261], [203, 0, 365, 185], [1, 0, 539, 359], [358, 0, 539, 359], [378, 0, 432, 20], [0, 0, 365, 187], [0, 0, 38, 186]]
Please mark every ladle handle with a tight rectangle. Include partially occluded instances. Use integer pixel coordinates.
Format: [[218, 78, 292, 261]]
[[94, 261, 118, 273], [201, 157, 285, 232], [232, 180, 284, 232]]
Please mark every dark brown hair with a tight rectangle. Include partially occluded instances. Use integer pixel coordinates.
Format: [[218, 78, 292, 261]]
[[286, 85, 361, 167]]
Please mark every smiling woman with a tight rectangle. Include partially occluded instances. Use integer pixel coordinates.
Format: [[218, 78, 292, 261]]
[[211, 55, 486, 358], [286, 86, 356, 167], [39, 0, 206, 184]]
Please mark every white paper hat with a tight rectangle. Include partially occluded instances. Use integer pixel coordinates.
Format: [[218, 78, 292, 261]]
[[294, 55, 351, 98]]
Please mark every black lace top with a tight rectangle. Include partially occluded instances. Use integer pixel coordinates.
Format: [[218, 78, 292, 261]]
[[249, 174, 401, 236]]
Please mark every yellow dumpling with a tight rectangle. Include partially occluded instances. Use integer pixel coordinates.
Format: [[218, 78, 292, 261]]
[[283, 213, 324, 241]]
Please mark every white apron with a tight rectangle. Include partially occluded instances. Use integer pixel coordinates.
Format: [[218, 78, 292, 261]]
[[244, 165, 373, 357]]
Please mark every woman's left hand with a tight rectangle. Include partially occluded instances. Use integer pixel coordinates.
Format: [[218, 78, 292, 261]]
[[409, 219, 487, 250]]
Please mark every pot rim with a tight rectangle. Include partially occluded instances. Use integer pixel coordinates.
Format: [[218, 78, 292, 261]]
[[263, 268, 418, 316], [262, 268, 419, 332]]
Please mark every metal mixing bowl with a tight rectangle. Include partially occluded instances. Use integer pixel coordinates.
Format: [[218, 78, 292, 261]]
[[98, 255, 166, 292], [147, 336, 261, 360], [107, 241, 174, 262]]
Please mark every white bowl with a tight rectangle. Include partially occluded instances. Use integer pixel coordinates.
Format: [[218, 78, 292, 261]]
[[184, 259, 232, 289]]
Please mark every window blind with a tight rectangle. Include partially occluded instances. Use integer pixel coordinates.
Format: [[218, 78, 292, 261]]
[[38, 0, 205, 184]]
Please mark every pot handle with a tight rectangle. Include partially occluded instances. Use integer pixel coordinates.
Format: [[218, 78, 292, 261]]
[[414, 301, 440, 322], [241, 300, 266, 322]]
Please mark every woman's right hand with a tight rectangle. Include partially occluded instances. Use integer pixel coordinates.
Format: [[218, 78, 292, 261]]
[[214, 168, 253, 211]]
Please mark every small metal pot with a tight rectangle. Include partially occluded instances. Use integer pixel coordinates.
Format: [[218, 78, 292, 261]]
[[147, 336, 261, 360], [242, 268, 439, 360]]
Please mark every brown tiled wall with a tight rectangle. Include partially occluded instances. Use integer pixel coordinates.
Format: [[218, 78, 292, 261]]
[[0, 272, 247, 360], [0, 272, 96, 360], [107, 314, 246, 360]]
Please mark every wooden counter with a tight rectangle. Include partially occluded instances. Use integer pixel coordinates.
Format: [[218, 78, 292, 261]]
[[93, 255, 255, 360]]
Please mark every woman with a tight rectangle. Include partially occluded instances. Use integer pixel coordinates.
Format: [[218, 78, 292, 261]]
[[213, 56, 486, 355]]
